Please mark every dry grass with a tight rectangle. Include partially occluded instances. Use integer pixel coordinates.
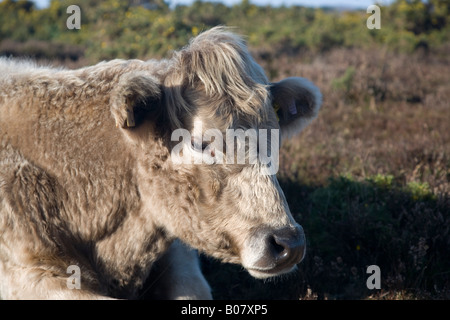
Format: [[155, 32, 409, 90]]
[[267, 47, 450, 195]]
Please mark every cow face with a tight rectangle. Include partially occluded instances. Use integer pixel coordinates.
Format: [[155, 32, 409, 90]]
[[112, 27, 322, 279]]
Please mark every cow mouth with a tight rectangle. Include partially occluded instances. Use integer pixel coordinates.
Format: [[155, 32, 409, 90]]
[[246, 264, 298, 279]]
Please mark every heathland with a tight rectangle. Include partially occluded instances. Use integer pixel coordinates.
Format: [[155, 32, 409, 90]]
[[1, 0, 449, 299]]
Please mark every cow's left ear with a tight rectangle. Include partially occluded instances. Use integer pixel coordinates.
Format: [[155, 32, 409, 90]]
[[270, 77, 322, 140], [111, 72, 162, 128]]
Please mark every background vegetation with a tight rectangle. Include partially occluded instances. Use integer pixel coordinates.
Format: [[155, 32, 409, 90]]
[[1, 0, 449, 62], [1, 0, 449, 299]]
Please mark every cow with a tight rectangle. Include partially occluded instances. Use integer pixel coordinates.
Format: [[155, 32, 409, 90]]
[[0, 27, 322, 299]]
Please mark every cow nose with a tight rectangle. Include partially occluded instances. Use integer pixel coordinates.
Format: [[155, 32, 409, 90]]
[[268, 225, 306, 266], [243, 224, 306, 278]]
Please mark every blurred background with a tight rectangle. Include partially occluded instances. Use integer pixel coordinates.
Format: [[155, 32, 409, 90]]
[[0, 0, 449, 299]]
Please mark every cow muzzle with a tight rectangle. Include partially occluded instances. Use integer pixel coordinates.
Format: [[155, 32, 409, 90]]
[[242, 224, 306, 279]]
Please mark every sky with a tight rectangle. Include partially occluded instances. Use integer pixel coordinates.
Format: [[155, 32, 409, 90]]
[[31, 0, 395, 9]]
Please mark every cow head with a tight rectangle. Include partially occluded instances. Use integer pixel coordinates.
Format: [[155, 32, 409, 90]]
[[111, 27, 322, 279]]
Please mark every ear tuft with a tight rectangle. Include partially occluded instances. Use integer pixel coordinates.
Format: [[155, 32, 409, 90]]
[[111, 72, 161, 128], [270, 77, 322, 140]]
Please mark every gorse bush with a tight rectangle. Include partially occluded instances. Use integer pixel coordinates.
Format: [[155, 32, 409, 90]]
[[1, 0, 449, 62]]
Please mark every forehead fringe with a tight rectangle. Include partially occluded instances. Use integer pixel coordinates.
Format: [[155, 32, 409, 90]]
[[165, 27, 270, 129]]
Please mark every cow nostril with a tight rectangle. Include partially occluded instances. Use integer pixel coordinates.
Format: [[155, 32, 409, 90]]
[[269, 235, 289, 260], [269, 227, 306, 266]]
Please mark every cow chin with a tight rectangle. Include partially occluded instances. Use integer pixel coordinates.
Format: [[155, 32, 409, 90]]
[[246, 264, 298, 279], [240, 224, 306, 279]]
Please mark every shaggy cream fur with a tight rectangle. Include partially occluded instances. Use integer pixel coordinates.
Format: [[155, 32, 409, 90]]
[[0, 27, 321, 299]]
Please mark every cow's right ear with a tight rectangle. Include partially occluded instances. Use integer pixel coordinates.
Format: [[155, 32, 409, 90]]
[[111, 72, 162, 128]]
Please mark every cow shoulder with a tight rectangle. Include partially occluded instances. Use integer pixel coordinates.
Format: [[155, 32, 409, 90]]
[[0, 146, 66, 245]]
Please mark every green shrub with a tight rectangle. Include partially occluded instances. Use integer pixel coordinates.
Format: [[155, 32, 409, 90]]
[[1, 0, 449, 61]]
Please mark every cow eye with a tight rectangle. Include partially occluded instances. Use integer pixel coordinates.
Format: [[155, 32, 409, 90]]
[[191, 139, 209, 152]]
